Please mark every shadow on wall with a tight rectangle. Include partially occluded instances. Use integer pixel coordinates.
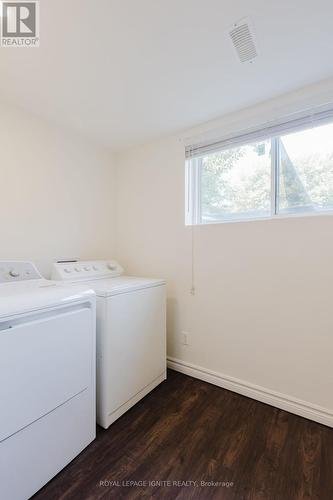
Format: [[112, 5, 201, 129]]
[[166, 296, 182, 357]]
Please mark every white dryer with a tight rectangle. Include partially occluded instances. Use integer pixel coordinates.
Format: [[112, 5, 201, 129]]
[[0, 261, 96, 500], [52, 260, 166, 429]]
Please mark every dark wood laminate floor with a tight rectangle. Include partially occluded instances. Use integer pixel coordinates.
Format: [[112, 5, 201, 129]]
[[33, 370, 333, 500]]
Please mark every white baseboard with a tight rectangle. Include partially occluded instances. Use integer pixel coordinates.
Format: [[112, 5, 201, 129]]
[[167, 356, 333, 428]]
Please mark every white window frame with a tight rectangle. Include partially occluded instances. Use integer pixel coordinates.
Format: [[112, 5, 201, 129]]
[[185, 110, 333, 226], [186, 157, 203, 225]]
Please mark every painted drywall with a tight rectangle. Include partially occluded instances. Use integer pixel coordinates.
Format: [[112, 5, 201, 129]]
[[115, 78, 333, 415], [0, 104, 115, 277]]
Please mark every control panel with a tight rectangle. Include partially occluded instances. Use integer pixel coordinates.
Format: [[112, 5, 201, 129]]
[[0, 261, 42, 283], [52, 260, 124, 282]]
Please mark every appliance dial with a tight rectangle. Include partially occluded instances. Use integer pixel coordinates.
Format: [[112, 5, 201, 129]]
[[9, 270, 20, 278]]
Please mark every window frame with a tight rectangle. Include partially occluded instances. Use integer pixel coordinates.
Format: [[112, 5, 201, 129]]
[[185, 126, 333, 226]]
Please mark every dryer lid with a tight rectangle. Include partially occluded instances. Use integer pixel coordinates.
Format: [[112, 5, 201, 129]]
[[0, 278, 95, 319]]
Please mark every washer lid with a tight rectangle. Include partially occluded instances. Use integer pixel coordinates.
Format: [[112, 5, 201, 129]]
[[0, 280, 95, 319], [82, 276, 165, 297]]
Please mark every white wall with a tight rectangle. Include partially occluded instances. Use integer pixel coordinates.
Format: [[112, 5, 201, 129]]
[[115, 78, 333, 422], [0, 104, 115, 277]]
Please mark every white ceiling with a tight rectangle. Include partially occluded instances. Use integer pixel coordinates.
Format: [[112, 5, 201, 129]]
[[0, 0, 333, 151]]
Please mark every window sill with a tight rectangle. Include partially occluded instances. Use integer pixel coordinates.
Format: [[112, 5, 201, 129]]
[[186, 209, 333, 226]]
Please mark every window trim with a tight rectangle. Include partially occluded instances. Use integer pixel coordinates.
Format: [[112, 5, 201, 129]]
[[186, 208, 333, 227]]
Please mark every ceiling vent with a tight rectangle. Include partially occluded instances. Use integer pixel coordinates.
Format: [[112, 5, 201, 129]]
[[228, 19, 258, 63]]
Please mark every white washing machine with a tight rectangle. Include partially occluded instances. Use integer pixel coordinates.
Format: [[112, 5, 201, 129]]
[[52, 260, 166, 429], [0, 261, 96, 500]]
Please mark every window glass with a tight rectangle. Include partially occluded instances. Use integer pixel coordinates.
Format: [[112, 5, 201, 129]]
[[200, 140, 271, 222], [186, 119, 333, 225], [278, 123, 333, 214]]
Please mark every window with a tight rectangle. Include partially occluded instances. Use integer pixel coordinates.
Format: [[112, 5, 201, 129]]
[[186, 115, 333, 225]]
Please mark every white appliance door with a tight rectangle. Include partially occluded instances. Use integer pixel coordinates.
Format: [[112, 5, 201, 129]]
[[102, 285, 166, 415], [0, 305, 93, 442]]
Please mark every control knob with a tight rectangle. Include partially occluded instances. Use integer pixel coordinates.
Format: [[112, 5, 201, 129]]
[[9, 270, 20, 278]]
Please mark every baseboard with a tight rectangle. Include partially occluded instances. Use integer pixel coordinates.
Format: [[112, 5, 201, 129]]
[[167, 356, 333, 428]]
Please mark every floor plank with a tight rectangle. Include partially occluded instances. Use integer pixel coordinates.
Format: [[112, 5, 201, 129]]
[[33, 370, 333, 500]]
